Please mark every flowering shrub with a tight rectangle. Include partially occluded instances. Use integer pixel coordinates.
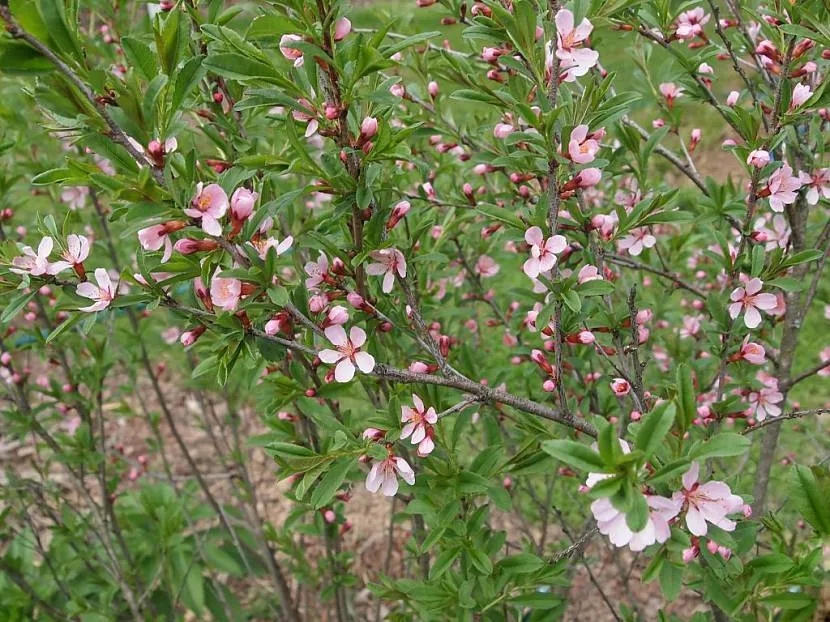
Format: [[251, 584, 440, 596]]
[[0, 0, 829, 619]]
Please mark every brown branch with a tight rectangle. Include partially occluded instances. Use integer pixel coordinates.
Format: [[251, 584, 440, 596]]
[[742, 409, 830, 435], [603, 252, 707, 299]]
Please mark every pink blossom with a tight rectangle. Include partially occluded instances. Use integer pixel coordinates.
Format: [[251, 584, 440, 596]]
[[746, 149, 770, 168], [659, 82, 683, 107], [186, 183, 228, 235], [789, 83, 812, 110], [726, 90, 740, 106], [325, 305, 349, 327], [230, 187, 258, 222], [610, 378, 630, 396], [755, 214, 789, 250], [747, 386, 783, 421], [475, 255, 500, 278], [728, 277, 777, 328], [366, 248, 406, 293], [679, 315, 703, 339], [360, 116, 378, 139], [574, 167, 602, 188], [333, 17, 351, 41], [10, 236, 54, 276], [250, 236, 293, 260], [138, 224, 178, 263], [318, 325, 375, 382], [618, 227, 656, 256], [554, 9, 599, 81], [280, 34, 304, 66], [365, 454, 415, 496], [428, 81, 439, 97], [61, 186, 89, 210], [817, 347, 830, 377], [738, 336, 766, 365], [567, 125, 599, 164], [799, 168, 830, 205], [76, 268, 117, 312], [493, 123, 514, 138], [591, 494, 681, 551], [210, 276, 242, 312], [304, 252, 330, 290], [675, 7, 710, 39], [389, 83, 406, 98], [764, 164, 803, 212], [47, 234, 91, 275], [401, 394, 438, 457], [698, 62, 714, 74], [522, 226, 567, 278], [577, 264, 602, 284], [673, 462, 744, 536]]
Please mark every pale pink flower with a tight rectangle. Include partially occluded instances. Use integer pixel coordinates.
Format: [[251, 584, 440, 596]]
[[76, 268, 117, 312], [250, 236, 293, 260], [493, 123, 514, 138], [366, 248, 406, 293], [554, 9, 599, 81], [318, 325, 375, 382], [817, 347, 830, 377], [698, 62, 714, 74], [138, 225, 174, 263], [577, 264, 602, 284], [365, 455, 415, 496], [673, 462, 744, 536], [591, 494, 681, 551], [726, 90, 740, 106], [567, 125, 599, 164], [765, 164, 803, 212], [10, 236, 54, 276], [799, 168, 830, 205], [186, 183, 228, 235], [618, 227, 656, 256], [789, 83, 812, 110], [610, 378, 630, 396], [333, 17, 351, 41], [659, 82, 683, 107], [523, 227, 566, 278], [739, 336, 766, 365], [325, 305, 349, 327], [401, 394, 438, 457], [728, 278, 777, 328], [210, 276, 242, 312], [747, 386, 783, 421], [230, 187, 257, 222], [475, 255, 500, 278], [746, 149, 770, 168], [675, 7, 710, 39], [280, 34, 304, 66], [61, 186, 89, 210], [575, 167, 602, 188], [304, 252, 330, 290], [679, 315, 703, 339], [47, 234, 91, 274], [755, 214, 790, 250]]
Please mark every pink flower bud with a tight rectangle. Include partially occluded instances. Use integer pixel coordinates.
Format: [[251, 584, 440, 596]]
[[630, 410, 641, 421], [0, 352, 10, 366], [308, 295, 327, 314], [428, 81, 439, 97], [717, 546, 731, 560], [542, 379, 556, 392], [390, 83, 406, 98], [230, 187, 257, 221], [726, 90, 739, 106], [360, 116, 378, 139], [346, 291, 365, 309], [682, 547, 698, 563], [409, 361, 429, 373], [706, 539, 719, 555], [324, 509, 337, 523], [742, 504, 752, 518], [493, 123, 514, 139], [746, 149, 770, 168], [333, 17, 351, 41]]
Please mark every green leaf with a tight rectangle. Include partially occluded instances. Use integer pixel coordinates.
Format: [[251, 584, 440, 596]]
[[39, 0, 83, 63], [688, 433, 750, 460], [625, 491, 649, 532], [310, 457, 355, 509], [658, 561, 682, 601], [790, 465, 830, 535], [635, 403, 675, 460], [475, 203, 525, 230], [675, 364, 695, 432], [121, 37, 159, 82], [1, 290, 37, 324], [562, 289, 582, 313], [429, 547, 460, 580], [203, 53, 282, 82], [171, 56, 206, 111], [578, 279, 615, 296], [541, 440, 606, 473], [31, 168, 74, 186]]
